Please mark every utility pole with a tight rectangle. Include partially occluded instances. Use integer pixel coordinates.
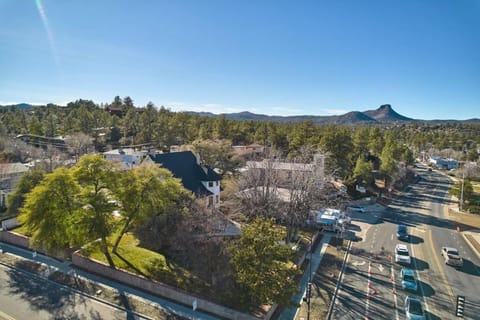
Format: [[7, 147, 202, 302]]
[[460, 171, 465, 212], [305, 237, 313, 320]]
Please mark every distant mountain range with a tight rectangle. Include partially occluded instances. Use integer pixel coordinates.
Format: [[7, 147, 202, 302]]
[[190, 104, 480, 124], [2, 103, 479, 124], [0, 103, 37, 110]]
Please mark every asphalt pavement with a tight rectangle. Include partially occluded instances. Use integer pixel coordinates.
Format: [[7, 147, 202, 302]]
[[0, 241, 219, 320], [330, 167, 480, 320]]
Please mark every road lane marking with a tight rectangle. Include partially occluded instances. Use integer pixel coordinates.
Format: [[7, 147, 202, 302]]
[[365, 261, 371, 319], [352, 260, 366, 267], [426, 228, 456, 304], [0, 310, 15, 320], [410, 242, 431, 318], [390, 264, 399, 320], [377, 264, 384, 273]]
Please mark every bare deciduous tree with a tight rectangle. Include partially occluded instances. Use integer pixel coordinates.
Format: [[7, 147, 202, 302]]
[[236, 147, 330, 243], [282, 148, 323, 243], [65, 133, 94, 162], [236, 149, 282, 220]]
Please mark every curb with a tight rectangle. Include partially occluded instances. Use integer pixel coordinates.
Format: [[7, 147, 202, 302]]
[[0, 255, 153, 320], [326, 240, 352, 320], [462, 232, 480, 259]]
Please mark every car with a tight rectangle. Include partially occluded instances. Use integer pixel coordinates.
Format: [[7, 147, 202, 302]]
[[400, 268, 418, 292], [395, 244, 411, 265], [346, 205, 365, 213], [405, 296, 425, 320], [396, 224, 409, 241], [441, 247, 464, 267]]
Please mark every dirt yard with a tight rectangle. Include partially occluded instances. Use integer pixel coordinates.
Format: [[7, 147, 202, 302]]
[[448, 209, 480, 230], [295, 237, 347, 320]]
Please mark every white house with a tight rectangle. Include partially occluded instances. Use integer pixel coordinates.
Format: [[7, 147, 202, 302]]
[[428, 156, 458, 170], [103, 148, 146, 170]]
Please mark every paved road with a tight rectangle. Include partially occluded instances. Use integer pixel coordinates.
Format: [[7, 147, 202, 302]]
[[404, 168, 480, 319], [0, 263, 135, 320], [0, 242, 219, 320], [332, 205, 405, 319], [331, 166, 480, 319]]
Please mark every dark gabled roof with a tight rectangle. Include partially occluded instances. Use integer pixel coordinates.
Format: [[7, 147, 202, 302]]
[[148, 151, 221, 196]]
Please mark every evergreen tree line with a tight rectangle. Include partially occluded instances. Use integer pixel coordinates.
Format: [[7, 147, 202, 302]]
[[1, 97, 479, 193], [1, 97, 478, 164]]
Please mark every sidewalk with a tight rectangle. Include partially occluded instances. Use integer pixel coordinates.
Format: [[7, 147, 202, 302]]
[[278, 233, 332, 320], [0, 241, 219, 320]]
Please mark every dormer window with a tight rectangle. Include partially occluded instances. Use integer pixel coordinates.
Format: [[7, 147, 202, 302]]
[[208, 181, 214, 187]]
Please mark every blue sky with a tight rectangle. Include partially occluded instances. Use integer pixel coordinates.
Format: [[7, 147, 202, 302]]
[[1, 0, 479, 120]]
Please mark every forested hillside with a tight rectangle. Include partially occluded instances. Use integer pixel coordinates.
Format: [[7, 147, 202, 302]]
[[1, 97, 479, 162]]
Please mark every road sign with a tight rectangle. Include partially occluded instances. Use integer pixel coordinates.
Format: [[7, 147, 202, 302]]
[[192, 299, 197, 311], [456, 295, 465, 317]]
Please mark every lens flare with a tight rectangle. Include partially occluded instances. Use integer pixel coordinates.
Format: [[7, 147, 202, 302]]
[[35, 0, 61, 73]]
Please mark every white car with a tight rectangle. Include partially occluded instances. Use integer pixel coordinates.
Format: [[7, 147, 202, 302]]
[[441, 247, 463, 267], [395, 244, 411, 265]]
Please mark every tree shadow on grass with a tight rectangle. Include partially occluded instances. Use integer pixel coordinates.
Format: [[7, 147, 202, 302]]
[[113, 251, 148, 278]]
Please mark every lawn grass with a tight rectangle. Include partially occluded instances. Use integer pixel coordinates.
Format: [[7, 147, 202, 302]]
[[11, 223, 31, 236], [79, 232, 212, 294]]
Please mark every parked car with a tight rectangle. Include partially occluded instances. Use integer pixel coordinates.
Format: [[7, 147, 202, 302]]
[[346, 205, 365, 213], [396, 224, 409, 241], [441, 247, 464, 267], [395, 244, 411, 265], [400, 268, 418, 292], [404, 296, 425, 320]]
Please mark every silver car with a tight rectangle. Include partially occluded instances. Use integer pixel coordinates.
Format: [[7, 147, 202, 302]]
[[441, 247, 463, 267]]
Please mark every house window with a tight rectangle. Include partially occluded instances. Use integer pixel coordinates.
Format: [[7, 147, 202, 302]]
[[216, 181, 219, 186], [216, 195, 219, 203], [208, 181, 214, 187]]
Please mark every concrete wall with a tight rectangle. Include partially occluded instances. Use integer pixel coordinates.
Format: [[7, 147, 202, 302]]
[[0, 230, 30, 249], [0, 229, 278, 319], [297, 232, 320, 267], [72, 252, 273, 320]]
